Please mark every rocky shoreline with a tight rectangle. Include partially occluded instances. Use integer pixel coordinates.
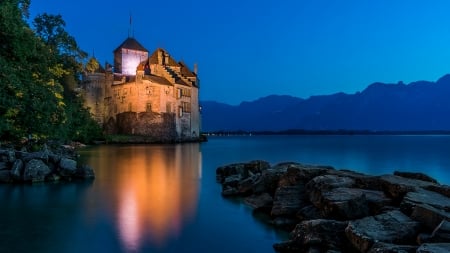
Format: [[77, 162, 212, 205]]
[[216, 161, 450, 253], [0, 145, 94, 184]]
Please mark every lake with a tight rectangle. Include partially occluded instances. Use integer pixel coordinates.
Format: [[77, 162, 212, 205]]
[[0, 135, 449, 253]]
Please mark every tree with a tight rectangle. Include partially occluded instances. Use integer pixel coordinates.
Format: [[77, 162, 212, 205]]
[[86, 57, 100, 73], [0, 0, 102, 143], [0, 0, 66, 140]]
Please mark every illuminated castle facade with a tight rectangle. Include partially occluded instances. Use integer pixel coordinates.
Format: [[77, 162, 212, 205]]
[[82, 37, 200, 141]]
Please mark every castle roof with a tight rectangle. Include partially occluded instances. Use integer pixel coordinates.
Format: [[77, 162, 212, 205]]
[[143, 75, 174, 86], [148, 48, 180, 66], [179, 61, 196, 77], [114, 37, 148, 52]]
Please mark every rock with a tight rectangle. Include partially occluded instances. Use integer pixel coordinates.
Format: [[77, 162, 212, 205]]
[[18, 151, 49, 162], [328, 170, 382, 191], [416, 243, 450, 253], [0, 170, 11, 183], [317, 187, 370, 220], [306, 175, 355, 206], [367, 242, 417, 253], [0, 149, 16, 163], [345, 210, 421, 253], [411, 204, 450, 230], [75, 165, 95, 179], [418, 220, 450, 244], [253, 166, 289, 195], [59, 158, 77, 177], [394, 171, 438, 184], [378, 174, 434, 201], [274, 219, 349, 253], [424, 184, 450, 198], [244, 193, 273, 211], [278, 163, 331, 187], [236, 174, 260, 195], [272, 217, 299, 229], [216, 160, 270, 183], [400, 188, 450, 216], [271, 185, 308, 217], [23, 159, 51, 182], [10, 159, 24, 181], [431, 220, 450, 242], [362, 189, 393, 215], [297, 205, 325, 221]]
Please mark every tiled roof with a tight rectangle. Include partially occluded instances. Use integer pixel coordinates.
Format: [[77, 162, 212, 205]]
[[143, 75, 173, 86], [148, 48, 180, 66], [114, 37, 148, 52], [178, 61, 196, 77]]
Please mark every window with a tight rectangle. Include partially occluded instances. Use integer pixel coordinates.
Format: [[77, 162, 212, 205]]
[[177, 88, 191, 98], [146, 103, 152, 112], [178, 106, 183, 117], [181, 102, 191, 113]]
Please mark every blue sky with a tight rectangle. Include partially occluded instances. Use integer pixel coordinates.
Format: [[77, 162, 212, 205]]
[[29, 0, 450, 105]]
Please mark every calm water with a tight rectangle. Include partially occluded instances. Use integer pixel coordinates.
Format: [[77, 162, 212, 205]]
[[1, 135, 450, 253]]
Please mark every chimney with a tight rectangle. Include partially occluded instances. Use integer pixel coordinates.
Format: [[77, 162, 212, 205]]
[[157, 50, 163, 65], [164, 52, 169, 65], [194, 63, 198, 74]]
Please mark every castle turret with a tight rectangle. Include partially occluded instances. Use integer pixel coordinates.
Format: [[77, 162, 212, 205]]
[[113, 37, 148, 76]]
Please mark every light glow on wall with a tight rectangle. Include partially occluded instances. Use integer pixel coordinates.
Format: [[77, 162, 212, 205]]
[[122, 49, 148, 76]]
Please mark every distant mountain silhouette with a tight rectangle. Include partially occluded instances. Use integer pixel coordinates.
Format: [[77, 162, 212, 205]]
[[201, 74, 450, 132]]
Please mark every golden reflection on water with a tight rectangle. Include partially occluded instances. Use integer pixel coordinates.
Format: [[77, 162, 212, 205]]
[[87, 144, 201, 250]]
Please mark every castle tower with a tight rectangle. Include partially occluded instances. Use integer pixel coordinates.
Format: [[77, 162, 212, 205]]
[[113, 37, 148, 76]]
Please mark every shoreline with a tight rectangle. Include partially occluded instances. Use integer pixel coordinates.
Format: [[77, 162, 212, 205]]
[[204, 130, 450, 136], [216, 161, 450, 252]]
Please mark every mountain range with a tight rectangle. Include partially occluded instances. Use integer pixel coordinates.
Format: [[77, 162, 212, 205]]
[[200, 74, 450, 132]]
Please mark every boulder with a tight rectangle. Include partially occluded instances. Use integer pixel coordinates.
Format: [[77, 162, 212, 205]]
[[59, 158, 77, 177], [271, 185, 308, 217], [418, 220, 450, 244], [400, 188, 450, 216], [274, 219, 348, 253], [411, 204, 450, 230], [367, 242, 417, 253], [278, 163, 331, 187], [18, 151, 49, 162], [244, 193, 273, 212], [23, 159, 51, 182], [328, 170, 382, 191], [216, 160, 270, 183], [296, 205, 325, 221], [253, 166, 289, 195], [306, 175, 355, 206], [424, 184, 450, 198], [317, 187, 370, 220], [0, 149, 16, 163], [416, 243, 450, 253], [10, 159, 24, 181], [394, 171, 438, 184], [345, 210, 421, 253], [378, 174, 434, 200]]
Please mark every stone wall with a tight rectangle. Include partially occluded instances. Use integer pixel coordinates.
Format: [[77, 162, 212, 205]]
[[106, 112, 177, 141]]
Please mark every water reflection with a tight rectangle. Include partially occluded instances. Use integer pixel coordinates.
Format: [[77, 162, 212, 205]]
[[82, 144, 201, 251]]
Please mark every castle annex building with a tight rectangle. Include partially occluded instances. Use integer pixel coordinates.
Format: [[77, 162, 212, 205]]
[[82, 37, 200, 141]]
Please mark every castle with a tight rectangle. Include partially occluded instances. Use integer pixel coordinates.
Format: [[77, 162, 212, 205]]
[[81, 37, 200, 142]]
